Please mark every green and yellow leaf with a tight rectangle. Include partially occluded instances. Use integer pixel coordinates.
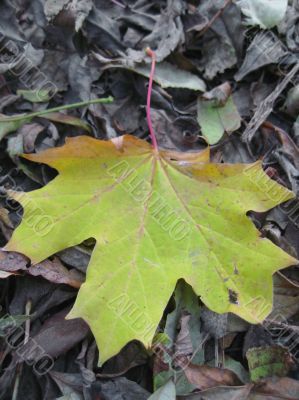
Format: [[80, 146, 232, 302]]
[[4, 135, 297, 363]]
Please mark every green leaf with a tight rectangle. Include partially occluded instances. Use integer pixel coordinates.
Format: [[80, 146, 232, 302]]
[[0, 97, 113, 141], [163, 281, 204, 356], [4, 135, 297, 364], [17, 89, 52, 103], [93, 53, 206, 92], [197, 96, 241, 144], [44, 112, 91, 132], [236, 0, 288, 29], [149, 381, 176, 400], [208, 356, 250, 384], [56, 397, 81, 400], [0, 314, 30, 336], [281, 85, 299, 117], [133, 62, 206, 91], [246, 345, 291, 382], [153, 281, 204, 395], [0, 116, 30, 141], [50, 371, 84, 400]]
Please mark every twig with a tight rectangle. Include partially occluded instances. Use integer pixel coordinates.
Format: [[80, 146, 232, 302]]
[[145, 48, 158, 151], [198, 0, 233, 38], [109, 0, 126, 8], [242, 63, 299, 143], [264, 318, 299, 334], [0, 96, 114, 123], [12, 299, 32, 400], [277, 271, 299, 289]]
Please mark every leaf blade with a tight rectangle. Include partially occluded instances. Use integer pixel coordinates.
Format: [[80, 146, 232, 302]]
[[5, 135, 297, 364]]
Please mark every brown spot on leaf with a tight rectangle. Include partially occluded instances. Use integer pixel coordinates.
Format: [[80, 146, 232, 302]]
[[228, 289, 238, 304]]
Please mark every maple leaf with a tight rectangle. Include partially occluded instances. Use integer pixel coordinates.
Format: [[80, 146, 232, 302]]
[[4, 134, 297, 363]]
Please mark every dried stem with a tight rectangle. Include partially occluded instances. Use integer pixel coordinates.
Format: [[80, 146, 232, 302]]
[[12, 299, 32, 400], [0, 97, 114, 123], [145, 48, 158, 151], [198, 0, 232, 38]]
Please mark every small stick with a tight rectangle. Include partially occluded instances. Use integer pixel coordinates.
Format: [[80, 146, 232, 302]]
[[145, 48, 159, 151], [0, 96, 114, 123], [110, 0, 126, 8], [242, 63, 299, 143], [198, 0, 233, 38], [12, 299, 32, 400]]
